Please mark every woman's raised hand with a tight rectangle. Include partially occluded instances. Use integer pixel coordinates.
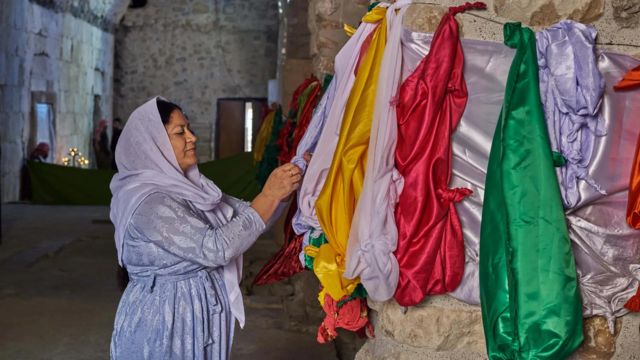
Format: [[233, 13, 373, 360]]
[[261, 163, 302, 202], [251, 163, 303, 223]]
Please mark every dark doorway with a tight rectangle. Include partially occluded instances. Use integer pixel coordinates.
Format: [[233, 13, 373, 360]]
[[215, 97, 267, 159]]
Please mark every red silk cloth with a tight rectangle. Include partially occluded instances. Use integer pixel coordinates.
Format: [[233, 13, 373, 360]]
[[628, 133, 640, 229], [316, 293, 373, 343], [253, 77, 322, 286], [277, 76, 319, 164], [393, 3, 485, 306]]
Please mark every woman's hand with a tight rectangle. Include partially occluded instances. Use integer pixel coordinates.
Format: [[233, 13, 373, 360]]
[[251, 163, 303, 223], [262, 163, 302, 201]]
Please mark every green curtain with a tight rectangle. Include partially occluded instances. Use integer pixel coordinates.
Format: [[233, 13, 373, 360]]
[[479, 23, 583, 360], [27, 152, 260, 205]]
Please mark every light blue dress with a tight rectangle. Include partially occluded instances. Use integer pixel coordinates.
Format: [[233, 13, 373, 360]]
[[110, 192, 265, 360]]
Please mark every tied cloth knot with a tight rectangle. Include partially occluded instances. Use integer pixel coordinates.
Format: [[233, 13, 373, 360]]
[[317, 293, 374, 343], [437, 187, 472, 204], [449, 1, 487, 16]]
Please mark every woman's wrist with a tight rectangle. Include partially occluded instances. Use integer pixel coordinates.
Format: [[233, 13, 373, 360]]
[[250, 191, 281, 223]]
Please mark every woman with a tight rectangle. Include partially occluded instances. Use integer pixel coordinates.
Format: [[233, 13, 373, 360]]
[[110, 97, 301, 359]]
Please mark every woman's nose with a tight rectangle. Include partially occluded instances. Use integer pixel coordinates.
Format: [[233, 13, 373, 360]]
[[186, 128, 197, 142]]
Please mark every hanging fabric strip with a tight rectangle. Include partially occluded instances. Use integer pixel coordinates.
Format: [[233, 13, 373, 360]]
[[253, 109, 276, 164], [537, 20, 606, 208], [253, 78, 323, 286], [290, 79, 336, 177], [292, 5, 386, 237], [392, 2, 485, 306], [343, 0, 411, 302], [402, 28, 640, 331], [627, 134, 640, 229], [314, 4, 388, 303], [256, 106, 283, 187], [479, 22, 583, 359]]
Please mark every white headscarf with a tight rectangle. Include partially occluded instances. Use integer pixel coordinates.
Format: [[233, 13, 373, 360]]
[[110, 96, 247, 327]]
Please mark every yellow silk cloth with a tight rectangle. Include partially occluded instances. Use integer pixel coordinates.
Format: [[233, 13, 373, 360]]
[[253, 110, 276, 164], [343, 24, 356, 37], [312, 6, 387, 304]]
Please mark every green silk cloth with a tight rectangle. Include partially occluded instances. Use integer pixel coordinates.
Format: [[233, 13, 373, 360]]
[[479, 23, 583, 360], [28, 152, 260, 205]]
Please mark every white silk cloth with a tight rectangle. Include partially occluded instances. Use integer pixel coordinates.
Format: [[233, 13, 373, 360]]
[[343, 0, 411, 302], [292, 5, 388, 236], [402, 29, 640, 329]]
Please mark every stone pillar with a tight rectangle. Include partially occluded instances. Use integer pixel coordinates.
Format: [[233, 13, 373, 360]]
[[317, 1, 640, 358]]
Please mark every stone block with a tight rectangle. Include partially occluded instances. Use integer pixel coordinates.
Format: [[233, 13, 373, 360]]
[[404, 4, 449, 34], [2, 55, 21, 86], [29, 4, 44, 35], [30, 77, 47, 92], [612, 0, 640, 29], [375, 297, 486, 353], [493, 0, 605, 26], [570, 316, 621, 360], [612, 312, 640, 359], [62, 37, 72, 61]]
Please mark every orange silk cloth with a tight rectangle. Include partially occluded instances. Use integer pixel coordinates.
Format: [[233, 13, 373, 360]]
[[614, 65, 640, 91], [616, 66, 640, 228]]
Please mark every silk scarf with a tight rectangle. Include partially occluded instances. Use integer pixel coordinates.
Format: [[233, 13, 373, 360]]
[[479, 23, 583, 359], [342, 0, 410, 303], [537, 20, 606, 208], [313, 5, 388, 303], [393, 3, 486, 306]]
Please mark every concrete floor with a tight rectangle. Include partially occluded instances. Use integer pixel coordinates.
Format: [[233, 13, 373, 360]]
[[0, 204, 338, 359]]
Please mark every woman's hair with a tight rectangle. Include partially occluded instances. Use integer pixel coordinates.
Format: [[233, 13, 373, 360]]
[[156, 98, 182, 125]]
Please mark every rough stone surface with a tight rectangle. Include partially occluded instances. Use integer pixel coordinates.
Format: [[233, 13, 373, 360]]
[[612, 0, 640, 28], [308, 0, 367, 77], [0, 1, 116, 202], [493, 0, 605, 26], [569, 316, 622, 360], [371, 297, 486, 355], [358, 297, 640, 360], [114, 0, 278, 161]]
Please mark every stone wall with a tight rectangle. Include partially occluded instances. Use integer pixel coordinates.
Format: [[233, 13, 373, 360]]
[[0, 0, 127, 202], [113, 0, 278, 161], [297, 0, 640, 359]]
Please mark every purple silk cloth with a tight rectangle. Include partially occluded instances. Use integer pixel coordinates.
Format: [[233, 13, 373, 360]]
[[292, 14, 384, 236], [402, 29, 640, 330], [537, 20, 607, 208], [110, 96, 248, 328]]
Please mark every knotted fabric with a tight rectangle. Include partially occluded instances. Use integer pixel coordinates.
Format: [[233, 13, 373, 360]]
[[537, 20, 606, 208], [392, 2, 483, 306], [314, 4, 387, 303], [479, 23, 583, 359]]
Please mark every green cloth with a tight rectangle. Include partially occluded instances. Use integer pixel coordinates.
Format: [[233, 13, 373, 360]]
[[28, 161, 115, 205], [305, 232, 328, 270], [27, 152, 260, 205], [479, 23, 583, 360]]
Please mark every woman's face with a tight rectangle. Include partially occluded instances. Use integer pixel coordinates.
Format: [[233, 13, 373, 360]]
[[164, 110, 198, 172]]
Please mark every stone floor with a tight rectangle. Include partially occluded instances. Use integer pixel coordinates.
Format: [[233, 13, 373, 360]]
[[0, 204, 339, 359]]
